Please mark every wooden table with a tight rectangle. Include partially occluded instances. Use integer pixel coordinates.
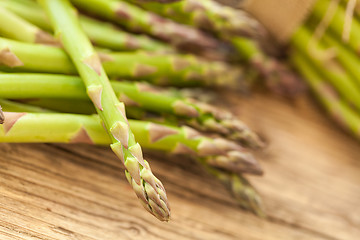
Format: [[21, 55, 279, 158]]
[[0, 92, 359, 240]]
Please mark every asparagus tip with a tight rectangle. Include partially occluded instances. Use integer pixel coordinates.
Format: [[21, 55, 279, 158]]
[[206, 151, 263, 175], [230, 175, 266, 217], [139, 164, 171, 221]]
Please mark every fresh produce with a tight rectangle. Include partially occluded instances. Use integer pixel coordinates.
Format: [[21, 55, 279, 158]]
[[0, 37, 244, 88], [203, 164, 265, 217], [70, 0, 221, 52], [124, 0, 303, 96], [0, 0, 169, 52], [39, 0, 170, 221], [0, 73, 263, 148], [311, 0, 360, 54], [0, 99, 265, 216], [0, 110, 262, 174], [0, 0, 278, 220], [291, 26, 360, 111], [290, 0, 360, 139], [231, 37, 303, 95], [123, 0, 262, 39], [0, 6, 57, 45], [291, 51, 360, 137]]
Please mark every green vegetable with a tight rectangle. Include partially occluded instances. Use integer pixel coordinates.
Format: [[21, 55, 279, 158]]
[[39, 0, 169, 221], [0, 37, 244, 87]]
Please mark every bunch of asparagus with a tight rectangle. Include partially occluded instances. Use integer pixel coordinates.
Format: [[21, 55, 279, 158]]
[[291, 0, 360, 139], [0, 0, 288, 221]]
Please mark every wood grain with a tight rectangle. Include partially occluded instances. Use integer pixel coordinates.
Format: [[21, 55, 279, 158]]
[[0, 92, 359, 240]]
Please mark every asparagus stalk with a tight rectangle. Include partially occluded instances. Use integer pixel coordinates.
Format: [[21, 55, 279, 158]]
[[122, 0, 302, 96], [202, 163, 265, 217], [69, 0, 221, 52], [14, 96, 264, 149], [16, 98, 100, 115], [0, 73, 263, 148], [291, 26, 360, 111], [16, 98, 148, 119], [0, 99, 264, 215], [0, 37, 244, 88], [231, 37, 305, 96], [320, 27, 360, 87], [0, 99, 54, 113], [0, 0, 169, 52], [38, 0, 170, 221], [0, 6, 57, 46], [123, 0, 263, 39], [291, 51, 360, 137], [0, 109, 262, 175], [311, 0, 360, 53]]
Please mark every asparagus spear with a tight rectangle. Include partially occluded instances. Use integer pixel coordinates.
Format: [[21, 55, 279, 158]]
[[0, 73, 262, 148], [123, 0, 262, 39], [14, 98, 101, 115], [0, 37, 244, 88], [0, 99, 264, 216], [202, 163, 265, 217], [122, 0, 303, 96], [231, 37, 305, 96], [69, 0, 221, 52], [311, 0, 360, 53], [16, 98, 148, 118], [291, 26, 360, 111], [14, 96, 264, 149], [319, 27, 360, 87], [38, 0, 170, 221], [0, 109, 262, 175], [291, 51, 360, 137], [0, 99, 54, 113], [0, 0, 169, 52], [0, 6, 57, 45]]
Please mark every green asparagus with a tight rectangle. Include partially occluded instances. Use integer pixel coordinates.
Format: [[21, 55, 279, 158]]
[[69, 0, 221, 52], [292, 51, 360, 137], [320, 28, 360, 88], [0, 37, 244, 88], [38, 0, 169, 221], [291, 26, 360, 111], [14, 96, 264, 149], [0, 73, 263, 147], [311, 0, 360, 54], [0, 6, 57, 45], [0, 99, 264, 215], [0, 99, 54, 113], [232, 37, 304, 96], [202, 163, 265, 217], [124, 0, 263, 39], [0, 109, 262, 175], [122, 0, 302, 96], [0, 0, 169, 52], [14, 98, 100, 115]]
